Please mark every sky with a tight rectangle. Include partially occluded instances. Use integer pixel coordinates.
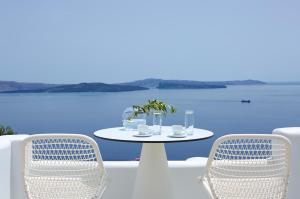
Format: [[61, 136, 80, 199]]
[[0, 0, 299, 84]]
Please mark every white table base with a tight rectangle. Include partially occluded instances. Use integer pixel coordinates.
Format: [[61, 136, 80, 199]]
[[132, 143, 173, 199]]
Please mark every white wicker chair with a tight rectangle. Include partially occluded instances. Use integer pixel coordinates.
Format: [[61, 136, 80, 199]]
[[200, 134, 291, 199], [22, 134, 108, 199]]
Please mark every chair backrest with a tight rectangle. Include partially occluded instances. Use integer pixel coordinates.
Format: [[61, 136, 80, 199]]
[[204, 134, 291, 199], [22, 134, 107, 199]]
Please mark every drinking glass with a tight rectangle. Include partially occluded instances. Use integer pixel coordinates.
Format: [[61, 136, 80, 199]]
[[152, 112, 162, 135], [185, 110, 194, 135]]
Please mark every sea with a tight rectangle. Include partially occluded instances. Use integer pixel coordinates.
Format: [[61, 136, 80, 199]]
[[0, 85, 299, 160]]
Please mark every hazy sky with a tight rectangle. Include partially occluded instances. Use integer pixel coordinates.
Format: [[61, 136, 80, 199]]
[[0, 0, 299, 83]]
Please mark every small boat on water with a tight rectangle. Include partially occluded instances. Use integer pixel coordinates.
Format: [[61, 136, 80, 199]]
[[241, 100, 251, 103]]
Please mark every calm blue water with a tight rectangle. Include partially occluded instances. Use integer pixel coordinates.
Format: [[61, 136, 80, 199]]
[[1, 85, 300, 160]]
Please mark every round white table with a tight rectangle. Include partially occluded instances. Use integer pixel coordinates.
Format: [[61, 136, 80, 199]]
[[94, 126, 214, 199]]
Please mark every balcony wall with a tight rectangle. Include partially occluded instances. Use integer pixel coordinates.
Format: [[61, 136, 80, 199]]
[[0, 135, 210, 199]]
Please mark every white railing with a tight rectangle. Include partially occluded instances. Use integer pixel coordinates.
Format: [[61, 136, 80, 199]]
[[0, 127, 299, 199]]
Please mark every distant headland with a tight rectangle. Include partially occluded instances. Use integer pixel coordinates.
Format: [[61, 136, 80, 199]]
[[0, 79, 266, 93], [121, 79, 265, 89]]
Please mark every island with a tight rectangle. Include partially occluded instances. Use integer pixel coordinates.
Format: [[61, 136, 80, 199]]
[[0, 79, 266, 93], [1, 83, 148, 93], [157, 81, 226, 89], [0, 80, 59, 92], [122, 79, 266, 89]]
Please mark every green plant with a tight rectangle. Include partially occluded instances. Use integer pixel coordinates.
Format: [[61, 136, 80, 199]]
[[128, 99, 176, 120], [0, 125, 15, 136]]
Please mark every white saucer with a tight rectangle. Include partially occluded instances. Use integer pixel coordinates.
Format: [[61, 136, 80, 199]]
[[133, 133, 153, 137], [168, 134, 187, 138]]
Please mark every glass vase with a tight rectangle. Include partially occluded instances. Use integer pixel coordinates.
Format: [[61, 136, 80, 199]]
[[122, 107, 146, 130]]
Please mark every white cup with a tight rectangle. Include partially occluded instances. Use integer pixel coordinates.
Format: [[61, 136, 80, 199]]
[[138, 124, 149, 135], [172, 125, 184, 135]]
